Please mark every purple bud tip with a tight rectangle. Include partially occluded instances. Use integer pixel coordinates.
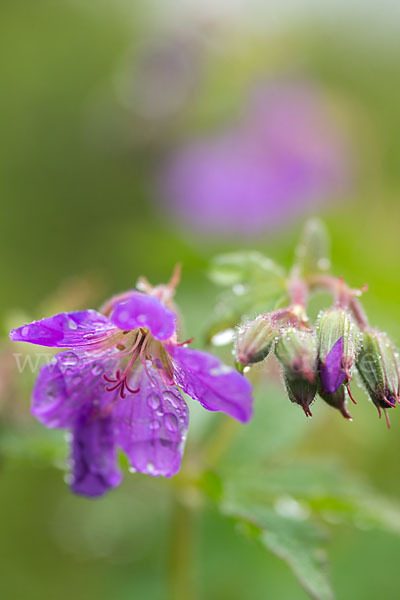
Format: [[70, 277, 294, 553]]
[[383, 396, 397, 408], [320, 337, 346, 394]]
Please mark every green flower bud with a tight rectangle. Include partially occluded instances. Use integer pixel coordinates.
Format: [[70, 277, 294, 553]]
[[357, 330, 399, 423], [235, 314, 277, 366], [275, 327, 318, 416], [283, 373, 317, 417], [275, 327, 318, 383]]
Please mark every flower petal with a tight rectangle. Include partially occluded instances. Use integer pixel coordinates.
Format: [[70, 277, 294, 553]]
[[320, 337, 346, 394], [113, 364, 189, 477], [110, 293, 176, 340], [10, 310, 115, 348], [166, 345, 253, 423], [70, 411, 122, 497], [32, 351, 117, 428]]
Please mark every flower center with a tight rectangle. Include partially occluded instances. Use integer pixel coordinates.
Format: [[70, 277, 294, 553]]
[[101, 328, 173, 398]]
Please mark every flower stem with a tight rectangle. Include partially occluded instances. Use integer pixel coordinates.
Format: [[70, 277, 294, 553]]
[[168, 495, 197, 600], [306, 274, 370, 330], [203, 415, 240, 467], [287, 268, 309, 308]]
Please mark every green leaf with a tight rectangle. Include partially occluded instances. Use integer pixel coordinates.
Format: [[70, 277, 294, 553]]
[[222, 497, 333, 600], [222, 461, 400, 534], [260, 522, 333, 600], [209, 251, 285, 287], [294, 219, 331, 277], [219, 458, 400, 599], [207, 251, 287, 342]]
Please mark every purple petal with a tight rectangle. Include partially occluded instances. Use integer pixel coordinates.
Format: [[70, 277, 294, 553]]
[[10, 310, 115, 348], [110, 293, 176, 340], [113, 364, 189, 477], [32, 351, 117, 428], [320, 337, 346, 394], [166, 344, 254, 423], [70, 411, 122, 497]]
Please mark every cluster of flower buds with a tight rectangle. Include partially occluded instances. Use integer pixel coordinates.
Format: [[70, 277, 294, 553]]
[[235, 301, 400, 427]]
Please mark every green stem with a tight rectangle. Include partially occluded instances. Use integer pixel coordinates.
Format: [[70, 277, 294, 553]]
[[168, 495, 197, 600], [203, 415, 240, 468]]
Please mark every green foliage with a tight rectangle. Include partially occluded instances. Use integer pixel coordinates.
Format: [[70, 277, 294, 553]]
[[207, 252, 287, 342], [294, 219, 331, 278], [217, 458, 400, 599]]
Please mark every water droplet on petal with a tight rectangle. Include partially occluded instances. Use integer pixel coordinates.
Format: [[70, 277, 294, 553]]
[[163, 391, 180, 408], [164, 412, 178, 432], [146, 461, 155, 474], [58, 352, 79, 369], [21, 326, 29, 337], [91, 362, 103, 375], [118, 310, 130, 323], [147, 393, 161, 410]]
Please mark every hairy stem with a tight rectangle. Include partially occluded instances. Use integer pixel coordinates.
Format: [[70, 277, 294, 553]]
[[287, 268, 309, 308], [306, 274, 370, 330]]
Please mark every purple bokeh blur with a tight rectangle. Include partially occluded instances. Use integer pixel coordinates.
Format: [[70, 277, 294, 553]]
[[160, 79, 352, 237]]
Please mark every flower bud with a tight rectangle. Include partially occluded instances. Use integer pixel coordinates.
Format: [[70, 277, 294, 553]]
[[283, 373, 317, 417], [235, 314, 276, 366], [317, 308, 360, 395], [356, 330, 399, 422], [319, 387, 352, 420], [275, 327, 318, 383], [275, 327, 318, 416]]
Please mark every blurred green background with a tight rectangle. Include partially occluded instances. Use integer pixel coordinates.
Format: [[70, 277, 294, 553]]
[[1, 1, 400, 599]]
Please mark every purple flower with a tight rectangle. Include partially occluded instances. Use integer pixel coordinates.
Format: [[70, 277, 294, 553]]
[[10, 277, 253, 497], [319, 337, 347, 395], [161, 79, 350, 237]]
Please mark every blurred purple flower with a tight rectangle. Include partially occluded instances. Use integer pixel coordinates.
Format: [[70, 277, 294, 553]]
[[161, 80, 351, 236], [10, 275, 253, 497]]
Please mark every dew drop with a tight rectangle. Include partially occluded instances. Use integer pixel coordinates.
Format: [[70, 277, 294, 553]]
[[83, 332, 96, 340], [233, 284, 246, 296], [59, 352, 78, 368], [210, 364, 232, 376], [163, 391, 180, 408], [91, 362, 103, 375], [317, 258, 331, 271], [147, 393, 161, 410], [21, 326, 29, 337], [211, 329, 235, 347], [146, 461, 155, 474], [164, 413, 179, 432], [118, 310, 130, 323]]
